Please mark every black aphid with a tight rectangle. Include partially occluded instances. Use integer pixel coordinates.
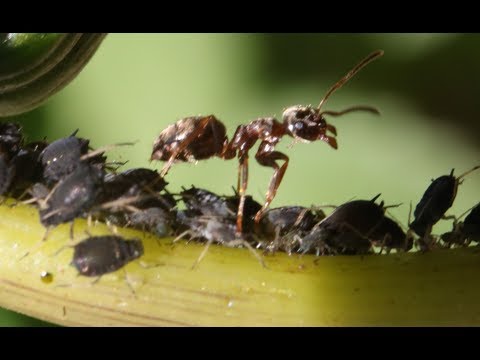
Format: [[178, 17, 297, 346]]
[[441, 202, 480, 247], [297, 195, 386, 255], [39, 130, 106, 185], [71, 235, 144, 277], [102, 168, 167, 201], [38, 164, 105, 229], [370, 216, 413, 253], [255, 206, 325, 253], [410, 166, 480, 248]]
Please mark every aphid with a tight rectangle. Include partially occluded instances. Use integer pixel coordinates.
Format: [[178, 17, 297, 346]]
[[255, 206, 325, 254], [180, 186, 234, 218], [39, 129, 100, 184], [9, 140, 48, 195], [37, 164, 105, 236], [0, 122, 23, 155], [71, 235, 144, 277], [127, 207, 173, 238], [463, 202, 480, 243], [120, 195, 177, 237], [174, 212, 264, 269], [297, 195, 386, 255], [410, 166, 480, 248], [0, 140, 48, 197], [151, 50, 383, 235], [39, 129, 132, 185], [441, 202, 480, 247], [102, 168, 167, 201], [179, 186, 261, 232], [0, 151, 15, 196], [369, 215, 413, 254]]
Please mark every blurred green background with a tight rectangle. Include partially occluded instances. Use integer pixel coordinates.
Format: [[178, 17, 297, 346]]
[[2, 33, 480, 326]]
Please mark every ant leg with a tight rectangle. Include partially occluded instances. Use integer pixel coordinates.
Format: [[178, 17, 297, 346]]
[[235, 154, 249, 236], [158, 116, 214, 177], [253, 145, 289, 225]]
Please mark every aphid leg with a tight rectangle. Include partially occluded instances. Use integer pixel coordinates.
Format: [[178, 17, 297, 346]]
[[191, 238, 214, 270], [137, 261, 164, 269], [90, 276, 103, 286], [13, 187, 32, 203], [270, 226, 283, 254], [442, 214, 457, 221], [69, 221, 75, 240], [123, 270, 136, 297], [159, 116, 214, 177], [417, 224, 433, 252], [173, 230, 195, 243], [235, 153, 249, 236], [253, 145, 289, 225], [227, 238, 267, 269], [18, 227, 53, 260], [42, 227, 51, 242], [105, 219, 119, 235]]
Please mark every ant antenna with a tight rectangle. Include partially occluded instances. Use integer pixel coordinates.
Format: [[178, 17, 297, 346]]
[[317, 50, 384, 112], [320, 105, 380, 117]]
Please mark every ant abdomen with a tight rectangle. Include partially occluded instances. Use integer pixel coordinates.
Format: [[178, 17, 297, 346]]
[[151, 115, 228, 163]]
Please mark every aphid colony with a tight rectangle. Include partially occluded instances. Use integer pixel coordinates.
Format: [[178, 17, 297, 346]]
[[1, 50, 479, 280], [2, 121, 479, 279]]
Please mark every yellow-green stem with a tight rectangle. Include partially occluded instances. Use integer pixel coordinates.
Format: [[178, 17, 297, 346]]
[[1, 200, 480, 326]]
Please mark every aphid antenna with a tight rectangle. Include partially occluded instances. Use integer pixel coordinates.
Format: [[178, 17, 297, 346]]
[[310, 204, 338, 211], [98, 195, 146, 211], [293, 208, 311, 227], [385, 208, 409, 233], [79, 141, 138, 161], [383, 202, 403, 210], [445, 203, 479, 227], [457, 165, 480, 181], [41, 207, 66, 221]]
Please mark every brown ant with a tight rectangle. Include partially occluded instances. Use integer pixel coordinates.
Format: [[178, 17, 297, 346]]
[[151, 50, 384, 236]]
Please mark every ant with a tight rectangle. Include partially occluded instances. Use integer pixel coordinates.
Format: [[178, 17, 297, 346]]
[[151, 50, 384, 236]]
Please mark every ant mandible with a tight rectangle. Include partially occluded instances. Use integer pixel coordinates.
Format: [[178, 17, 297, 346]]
[[151, 50, 384, 236]]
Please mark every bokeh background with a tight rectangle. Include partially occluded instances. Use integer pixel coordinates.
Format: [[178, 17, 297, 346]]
[[2, 33, 479, 326]]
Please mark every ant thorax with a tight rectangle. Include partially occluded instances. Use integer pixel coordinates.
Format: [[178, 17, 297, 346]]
[[282, 105, 328, 142], [230, 117, 284, 147]]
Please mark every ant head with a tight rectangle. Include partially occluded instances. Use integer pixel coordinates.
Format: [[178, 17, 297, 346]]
[[281, 50, 384, 148], [282, 105, 332, 142]]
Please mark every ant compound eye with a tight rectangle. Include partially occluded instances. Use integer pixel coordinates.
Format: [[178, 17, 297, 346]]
[[295, 122, 304, 130]]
